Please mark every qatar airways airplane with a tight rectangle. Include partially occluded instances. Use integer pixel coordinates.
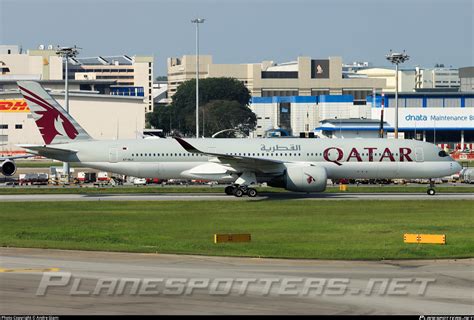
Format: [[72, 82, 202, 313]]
[[17, 81, 461, 196]]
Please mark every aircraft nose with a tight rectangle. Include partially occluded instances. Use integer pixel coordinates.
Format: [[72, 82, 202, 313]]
[[452, 161, 462, 173]]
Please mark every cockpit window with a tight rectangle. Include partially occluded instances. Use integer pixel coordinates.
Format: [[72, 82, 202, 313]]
[[438, 150, 449, 157]]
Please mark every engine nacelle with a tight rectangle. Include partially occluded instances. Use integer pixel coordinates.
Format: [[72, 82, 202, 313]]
[[285, 165, 327, 192], [1, 159, 17, 176]]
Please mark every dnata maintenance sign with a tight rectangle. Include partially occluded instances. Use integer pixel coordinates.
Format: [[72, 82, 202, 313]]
[[405, 114, 473, 122], [372, 108, 474, 129]]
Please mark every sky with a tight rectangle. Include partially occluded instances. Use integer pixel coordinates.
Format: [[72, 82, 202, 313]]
[[0, 0, 472, 76]]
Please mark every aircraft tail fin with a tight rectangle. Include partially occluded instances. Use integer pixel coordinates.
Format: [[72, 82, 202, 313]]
[[17, 81, 92, 145]]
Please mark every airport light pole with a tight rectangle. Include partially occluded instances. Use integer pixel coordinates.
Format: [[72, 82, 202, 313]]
[[56, 45, 80, 183], [191, 18, 205, 138], [386, 50, 409, 139], [202, 108, 205, 137], [379, 92, 385, 138]]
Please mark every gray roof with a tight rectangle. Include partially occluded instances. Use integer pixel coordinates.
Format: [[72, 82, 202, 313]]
[[320, 119, 380, 124], [72, 55, 133, 66], [73, 57, 106, 65]]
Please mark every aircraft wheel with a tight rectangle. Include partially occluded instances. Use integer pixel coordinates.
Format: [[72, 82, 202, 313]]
[[233, 188, 244, 197], [427, 188, 436, 196], [225, 186, 235, 195], [247, 188, 258, 197]]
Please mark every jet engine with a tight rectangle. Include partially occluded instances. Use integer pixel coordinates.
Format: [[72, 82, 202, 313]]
[[269, 165, 327, 192], [1, 159, 17, 176]]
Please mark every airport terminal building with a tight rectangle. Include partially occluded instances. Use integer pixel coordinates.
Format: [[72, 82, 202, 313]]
[[168, 55, 385, 99], [168, 55, 385, 137], [1, 45, 472, 154], [250, 91, 473, 147], [370, 92, 474, 148], [168, 55, 472, 148]]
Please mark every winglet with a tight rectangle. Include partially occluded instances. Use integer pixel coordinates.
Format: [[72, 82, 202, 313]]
[[174, 137, 202, 153]]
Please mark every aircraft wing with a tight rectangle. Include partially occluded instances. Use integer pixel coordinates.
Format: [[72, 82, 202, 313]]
[[174, 137, 286, 173]]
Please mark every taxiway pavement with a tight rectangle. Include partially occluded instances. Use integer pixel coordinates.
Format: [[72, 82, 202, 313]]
[[0, 248, 472, 314]]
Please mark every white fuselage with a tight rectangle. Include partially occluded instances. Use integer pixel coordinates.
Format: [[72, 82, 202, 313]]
[[40, 138, 461, 182]]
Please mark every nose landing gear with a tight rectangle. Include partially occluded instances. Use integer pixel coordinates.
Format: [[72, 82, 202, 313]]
[[427, 179, 436, 196]]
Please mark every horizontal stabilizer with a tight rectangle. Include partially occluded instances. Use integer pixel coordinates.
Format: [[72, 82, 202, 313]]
[[18, 144, 78, 156]]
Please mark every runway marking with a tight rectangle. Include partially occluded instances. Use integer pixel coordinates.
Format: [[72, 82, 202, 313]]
[[0, 267, 60, 273]]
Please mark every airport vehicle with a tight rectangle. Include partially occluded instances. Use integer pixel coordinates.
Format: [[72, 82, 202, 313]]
[[461, 168, 474, 184], [17, 81, 462, 197], [76, 172, 97, 183], [1, 154, 33, 176], [49, 166, 75, 185], [97, 171, 109, 182], [146, 178, 161, 184], [133, 178, 147, 185], [19, 173, 48, 185]]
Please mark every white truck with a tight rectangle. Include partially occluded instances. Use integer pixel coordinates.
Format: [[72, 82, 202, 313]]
[[461, 168, 474, 184], [93, 172, 111, 186]]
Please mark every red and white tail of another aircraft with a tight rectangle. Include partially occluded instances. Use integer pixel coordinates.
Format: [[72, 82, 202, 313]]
[[16, 81, 462, 196]]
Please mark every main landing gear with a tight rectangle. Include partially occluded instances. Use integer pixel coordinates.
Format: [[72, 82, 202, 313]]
[[427, 179, 436, 196], [225, 185, 258, 197]]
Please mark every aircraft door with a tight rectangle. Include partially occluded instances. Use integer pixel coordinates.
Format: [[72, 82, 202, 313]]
[[415, 147, 424, 162], [109, 148, 118, 163]]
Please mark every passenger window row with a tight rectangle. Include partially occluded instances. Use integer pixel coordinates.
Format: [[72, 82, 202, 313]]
[[225, 153, 302, 157], [129, 152, 401, 158], [131, 153, 205, 157]]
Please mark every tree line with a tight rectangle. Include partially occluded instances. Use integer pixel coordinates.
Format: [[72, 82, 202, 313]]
[[146, 77, 257, 137]]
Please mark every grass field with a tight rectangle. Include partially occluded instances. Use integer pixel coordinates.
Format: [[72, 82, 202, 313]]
[[0, 185, 473, 194], [1, 200, 472, 260]]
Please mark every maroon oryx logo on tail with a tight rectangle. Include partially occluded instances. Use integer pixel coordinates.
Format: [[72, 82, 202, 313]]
[[19, 85, 78, 144], [305, 173, 315, 184]]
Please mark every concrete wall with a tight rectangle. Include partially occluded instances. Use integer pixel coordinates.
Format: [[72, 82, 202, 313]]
[[250, 96, 371, 137], [355, 68, 415, 92], [290, 102, 318, 135], [0, 49, 62, 80], [251, 103, 276, 137], [133, 56, 154, 112], [167, 55, 387, 99]]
